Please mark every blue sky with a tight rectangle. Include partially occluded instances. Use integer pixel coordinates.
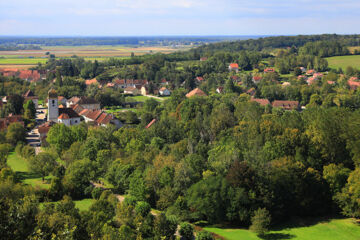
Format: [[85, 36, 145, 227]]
[[0, 0, 359, 36]]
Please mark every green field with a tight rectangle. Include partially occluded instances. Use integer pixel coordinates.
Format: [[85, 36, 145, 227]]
[[7, 152, 52, 189], [0, 58, 48, 65], [326, 55, 360, 70], [204, 218, 360, 240]]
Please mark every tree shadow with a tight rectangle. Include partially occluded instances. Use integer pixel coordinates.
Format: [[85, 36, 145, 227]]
[[260, 233, 296, 240], [16, 171, 42, 180], [271, 216, 334, 231]]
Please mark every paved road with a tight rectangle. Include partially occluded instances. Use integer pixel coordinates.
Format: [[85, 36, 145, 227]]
[[26, 106, 47, 153]]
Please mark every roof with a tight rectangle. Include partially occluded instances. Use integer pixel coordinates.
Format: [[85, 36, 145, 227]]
[[229, 63, 239, 69], [264, 68, 275, 73], [79, 109, 91, 116], [85, 110, 103, 121], [38, 121, 56, 134], [145, 119, 156, 129], [96, 113, 113, 125], [114, 79, 125, 85], [68, 97, 81, 104], [124, 86, 137, 91], [251, 98, 271, 106], [348, 80, 360, 90], [58, 96, 66, 101], [253, 76, 262, 81], [71, 104, 85, 114], [272, 100, 299, 110], [58, 113, 70, 120], [48, 89, 58, 98], [159, 87, 168, 91], [19, 70, 40, 81], [85, 78, 98, 85], [59, 104, 65, 108], [59, 108, 80, 118], [196, 77, 204, 81], [24, 90, 35, 97], [78, 96, 99, 105], [246, 88, 256, 96], [186, 88, 207, 98]]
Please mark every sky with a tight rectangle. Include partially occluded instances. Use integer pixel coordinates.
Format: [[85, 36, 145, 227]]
[[0, 0, 359, 36]]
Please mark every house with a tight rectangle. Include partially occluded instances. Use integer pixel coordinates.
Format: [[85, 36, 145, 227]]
[[58, 96, 67, 105], [114, 79, 126, 88], [85, 78, 99, 86], [251, 98, 271, 106], [80, 109, 122, 128], [196, 77, 205, 82], [38, 121, 56, 145], [348, 78, 360, 90], [160, 79, 169, 85], [23, 90, 39, 109], [216, 86, 224, 94], [0, 115, 24, 130], [229, 63, 239, 73], [159, 87, 171, 96], [186, 88, 207, 98], [66, 97, 81, 107], [246, 88, 256, 97], [141, 85, 150, 96], [306, 69, 316, 76], [124, 86, 141, 95], [106, 82, 115, 88], [19, 70, 41, 82], [77, 97, 100, 110], [252, 75, 262, 84], [58, 108, 81, 126], [66, 96, 100, 110], [145, 119, 156, 129], [272, 100, 300, 110], [200, 57, 208, 61], [299, 67, 306, 73], [264, 68, 275, 73], [307, 77, 316, 85], [71, 104, 85, 114]]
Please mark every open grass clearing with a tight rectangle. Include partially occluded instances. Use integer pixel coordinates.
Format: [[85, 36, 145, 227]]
[[204, 218, 360, 240], [325, 55, 360, 70], [7, 152, 52, 189]]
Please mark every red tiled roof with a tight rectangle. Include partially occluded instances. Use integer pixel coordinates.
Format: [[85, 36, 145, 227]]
[[85, 110, 103, 121], [246, 88, 256, 96], [186, 88, 207, 98], [348, 80, 360, 90], [19, 70, 40, 81], [38, 121, 56, 134], [85, 78, 98, 85], [253, 76, 262, 82], [145, 119, 156, 129], [196, 77, 204, 81], [229, 63, 239, 69], [58, 113, 70, 119], [251, 98, 270, 106], [96, 113, 113, 125], [159, 87, 168, 91], [264, 68, 275, 73]]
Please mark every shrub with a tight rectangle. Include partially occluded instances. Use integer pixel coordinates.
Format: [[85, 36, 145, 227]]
[[196, 231, 214, 240], [179, 222, 194, 240], [250, 208, 271, 236]]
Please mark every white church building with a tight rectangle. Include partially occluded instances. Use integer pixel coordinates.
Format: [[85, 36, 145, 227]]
[[47, 89, 81, 126]]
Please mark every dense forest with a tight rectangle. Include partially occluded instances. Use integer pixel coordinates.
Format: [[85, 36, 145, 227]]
[[1, 34, 360, 239]]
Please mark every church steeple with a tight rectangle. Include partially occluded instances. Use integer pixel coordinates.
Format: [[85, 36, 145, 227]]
[[47, 89, 59, 122]]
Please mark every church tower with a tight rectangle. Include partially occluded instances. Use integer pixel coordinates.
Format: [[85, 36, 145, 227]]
[[47, 89, 59, 122]]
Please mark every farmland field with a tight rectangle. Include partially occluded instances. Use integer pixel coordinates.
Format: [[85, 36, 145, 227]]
[[204, 218, 360, 240], [325, 55, 360, 70], [0, 45, 189, 68]]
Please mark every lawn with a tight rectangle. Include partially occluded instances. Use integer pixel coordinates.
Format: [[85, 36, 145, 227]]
[[325, 55, 360, 70], [40, 198, 95, 211], [7, 152, 52, 189], [126, 95, 165, 102], [74, 199, 95, 211], [204, 218, 360, 240]]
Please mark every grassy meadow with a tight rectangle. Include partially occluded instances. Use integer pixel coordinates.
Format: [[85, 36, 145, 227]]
[[7, 152, 52, 189], [325, 55, 360, 70], [204, 218, 360, 240]]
